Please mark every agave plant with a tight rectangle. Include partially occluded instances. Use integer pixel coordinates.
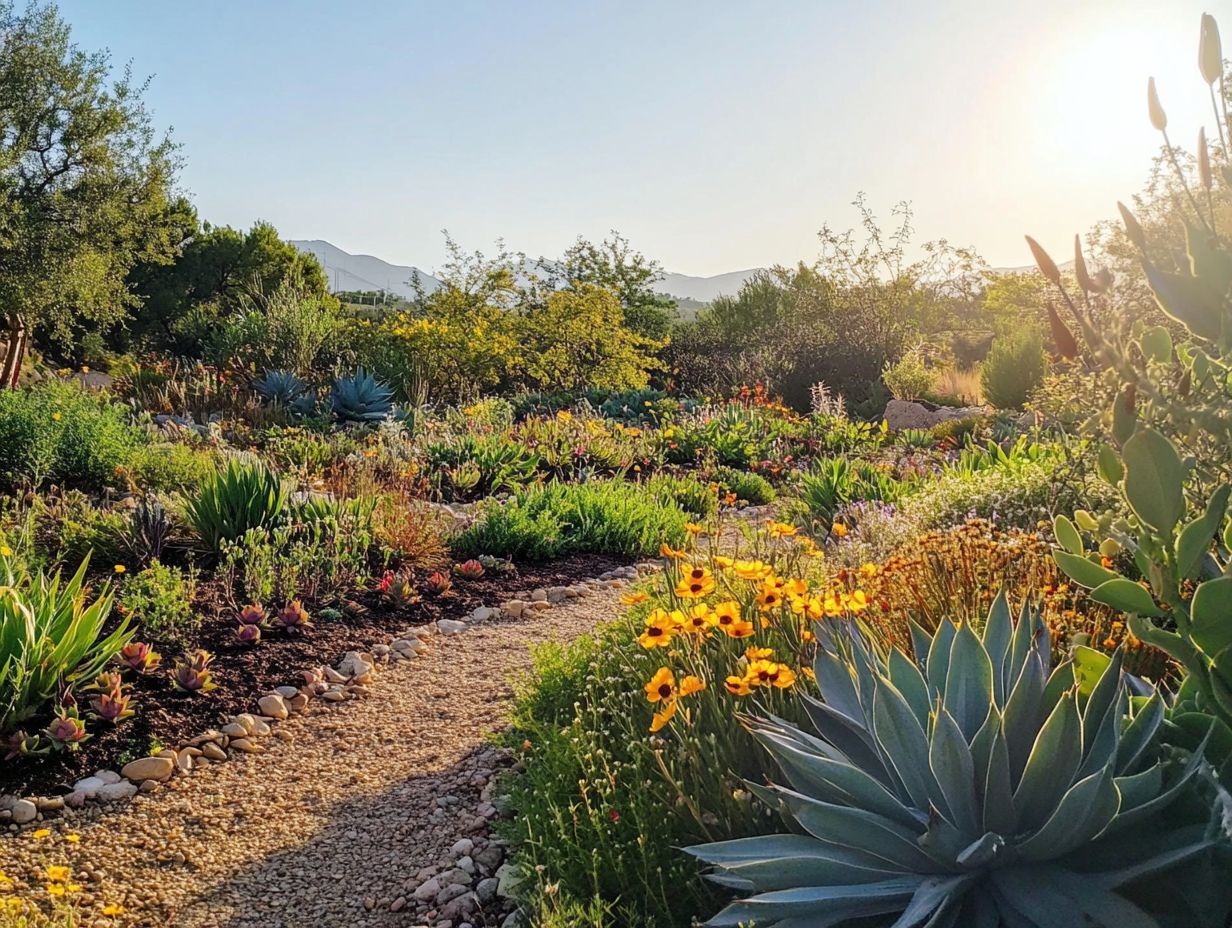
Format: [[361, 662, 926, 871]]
[[118, 641, 162, 675], [86, 672, 134, 724], [123, 498, 172, 566], [254, 369, 310, 408], [170, 650, 217, 694], [184, 460, 287, 555], [688, 593, 1230, 928], [330, 368, 394, 424]]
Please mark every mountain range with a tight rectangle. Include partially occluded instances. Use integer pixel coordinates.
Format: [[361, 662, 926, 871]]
[[290, 240, 761, 304]]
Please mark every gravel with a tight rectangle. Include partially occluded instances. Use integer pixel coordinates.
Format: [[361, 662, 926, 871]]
[[0, 587, 623, 927]]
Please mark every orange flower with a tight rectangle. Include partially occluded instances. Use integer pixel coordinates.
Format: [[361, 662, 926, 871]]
[[650, 698, 678, 732], [644, 666, 677, 704], [620, 591, 649, 606], [724, 674, 753, 695], [660, 543, 688, 560], [745, 645, 774, 660], [766, 520, 798, 538], [713, 601, 753, 638], [638, 609, 677, 649], [754, 583, 784, 612], [680, 675, 706, 696], [680, 603, 717, 635], [713, 555, 734, 569], [831, 522, 849, 538], [675, 565, 716, 599], [685, 522, 705, 536], [733, 560, 773, 581]]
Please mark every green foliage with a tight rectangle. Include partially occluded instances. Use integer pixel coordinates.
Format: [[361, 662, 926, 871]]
[[330, 368, 394, 423], [184, 459, 287, 555], [713, 466, 777, 505], [689, 596, 1231, 928], [791, 457, 907, 532], [118, 560, 197, 641], [0, 0, 183, 377], [207, 277, 341, 375], [0, 382, 144, 491], [981, 325, 1047, 409], [881, 347, 934, 400], [128, 442, 218, 494], [451, 480, 689, 561], [0, 554, 131, 738], [253, 370, 312, 409]]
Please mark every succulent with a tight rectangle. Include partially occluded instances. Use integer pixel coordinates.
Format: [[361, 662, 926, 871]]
[[688, 593, 1231, 928], [123, 498, 171, 566], [235, 622, 262, 644], [254, 369, 310, 408], [86, 672, 134, 724], [238, 603, 267, 627], [2, 729, 46, 762], [170, 649, 217, 694], [275, 599, 312, 631], [453, 559, 485, 580], [44, 706, 89, 750], [330, 368, 394, 424], [424, 570, 452, 596], [377, 570, 419, 607], [184, 460, 287, 556], [317, 607, 343, 622], [118, 641, 162, 675]]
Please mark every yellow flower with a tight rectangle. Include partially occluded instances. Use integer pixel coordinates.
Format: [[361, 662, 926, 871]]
[[45, 866, 70, 882], [650, 698, 678, 732], [679, 603, 717, 635], [46, 883, 66, 896], [766, 520, 798, 538], [675, 565, 716, 599], [859, 562, 879, 578], [680, 675, 706, 696], [713, 601, 755, 639], [638, 609, 677, 649], [754, 583, 783, 612], [52, 412, 62, 421], [67, 883, 82, 893], [724, 675, 753, 696], [746, 660, 796, 689], [660, 543, 687, 560], [114, 564, 126, 574], [103, 904, 127, 916], [620, 591, 649, 606], [713, 555, 734, 569], [733, 559, 773, 581], [745, 646, 775, 661], [0, 545, 11, 557], [65, 833, 80, 843], [32, 828, 50, 839], [644, 667, 677, 704], [792, 595, 825, 620], [685, 522, 705, 536], [831, 522, 848, 538]]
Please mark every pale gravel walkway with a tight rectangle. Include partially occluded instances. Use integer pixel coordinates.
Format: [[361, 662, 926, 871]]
[[0, 589, 623, 927]]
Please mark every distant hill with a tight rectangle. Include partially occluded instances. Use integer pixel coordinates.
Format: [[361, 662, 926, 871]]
[[291, 240, 760, 305]]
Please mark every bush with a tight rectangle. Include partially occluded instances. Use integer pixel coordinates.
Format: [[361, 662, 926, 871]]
[[981, 325, 1047, 409], [128, 442, 219, 493], [645, 473, 718, 519], [881, 347, 933, 400], [713, 466, 776, 505], [451, 481, 690, 561], [118, 561, 198, 641], [0, 381, 144, 491], [184, 460, 287, 555], [29, 491, 128, 568]]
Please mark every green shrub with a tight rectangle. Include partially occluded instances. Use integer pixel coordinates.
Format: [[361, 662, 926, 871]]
[[981, 325, 1047, 409], [452, 481, 689, 561], [29, 491, 128, 568], [129, 442, 219, 493], [645, 473, 719, 519], [184, 459, 287, 555], [713, 466, 776, 505], [0, 381, 144, 491], [881, 347, 933, 400], [790, 456, 908, 532], [0, 555, 131, 739], [119, 561, 198, 641]]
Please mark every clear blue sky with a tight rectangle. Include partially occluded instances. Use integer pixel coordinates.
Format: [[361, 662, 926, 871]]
[[59, 0, 1213, 276]]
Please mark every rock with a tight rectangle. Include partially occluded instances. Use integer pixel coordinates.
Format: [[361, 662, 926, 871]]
[[413, 877, 441, 902], [258, 694, 289, 720], [275, 685, 300, 699], [10, 799, 37, 824], [501, 600, 526, 619], [201, 742, 227, 761], [229, 738, 261, 753], [530, 601, 551, 612], [437, 619, 467, 635], [97, 781, 138, 802], [530, 589, 547, 603], [501, 912, 523, 928], [94, 769, 121, 785], [73, 776, 106, 798], [435, 883, 470, 906], [322, 690, 346, 702], [476, 878, 499, 904], [63, 791, 86, 809], [234, 713, 258, 733], [450, 838, 475, 858], [221, 722, 248, 738], [121, 755, 175, 783], [495, 862, 522, 898], [288, 693, 310, 712], [882, 398, 990, 431], [338, 651, 374, 681], [248, 717, 271, 737], [390, 896, 407, 913], [37, 796, 64, 812], [469, 606, 495, 622], [546, 586, 568, 604]]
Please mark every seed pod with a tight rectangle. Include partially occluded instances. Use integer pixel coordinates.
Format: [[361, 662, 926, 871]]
[[1073, 235, 1094, 292], [1025, 235, 1061, 285], [1199, 127, 1212, 191], [1148, 77, 1167, 132], [1200, 13, 1223, 86], [1118, 202, 1148, 251], [1047, 301, 1079, 359]]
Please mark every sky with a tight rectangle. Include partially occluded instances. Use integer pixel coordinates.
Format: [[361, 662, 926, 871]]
[[57, 0, 1217, 277]]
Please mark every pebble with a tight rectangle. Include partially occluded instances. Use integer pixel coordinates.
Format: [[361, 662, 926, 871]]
[[121, 755, 175, 783], [96, 781, 138, 802], [10, 798, 37, 824], [437, 619, 467, 635], [258, 694, 290, 719]]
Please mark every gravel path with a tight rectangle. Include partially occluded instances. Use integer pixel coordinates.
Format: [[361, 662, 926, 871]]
[[0, 589, 623, 927]]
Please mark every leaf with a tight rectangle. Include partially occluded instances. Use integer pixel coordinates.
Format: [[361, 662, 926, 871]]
[[1139, 326, 1173, 363], [1054, 551, 1120, 590], [1088, 578, 1164, 617], [1013, 692, 1083, 831], [1053, 515, 1084, 555], [1175, 486, 1230, 580], [943, 622, 994, 741], [1121, 427, 1186, 535], [1190, 576, 1232, 659], [1097, 444, 1124, 485], [1142, 261, 1223, 341]]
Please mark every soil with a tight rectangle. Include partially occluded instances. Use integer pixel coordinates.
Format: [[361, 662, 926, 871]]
[[3, 552, 630, 797]]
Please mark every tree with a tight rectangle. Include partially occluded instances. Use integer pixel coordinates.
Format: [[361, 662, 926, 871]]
[[126, 220, 333, 354], [538, 232, 678, 340], [0, 1, 182, 385]]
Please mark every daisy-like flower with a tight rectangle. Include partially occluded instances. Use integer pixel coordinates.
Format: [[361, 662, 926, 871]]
[[713, 555, 734, 569], [685, 522, 705, 536], [32, 828, 50, 839], [674, 565, 715, 599], [713, 601, 755, 638], [830, 522, 849, 538], [103, 904, 126, 916], [724, 674, 753, 696], [754, 583, 783, 612], [650, 699, 678, 732], [45, 866, 70, 882], [679, 603, 717, 635], [745, 645, 774, 661], [733, 559, 773, 581], [113, 564, 126, 574], [766, 520, 798, 538], [660, 543, 687, 560], [680, 675, 706, 696], [644, 667, 677, 704], [638, 609, 677, 649], [620, 591, 649, 606]]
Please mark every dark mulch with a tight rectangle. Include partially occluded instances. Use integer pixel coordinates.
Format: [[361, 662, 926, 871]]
[[4, 552, 629, 797]]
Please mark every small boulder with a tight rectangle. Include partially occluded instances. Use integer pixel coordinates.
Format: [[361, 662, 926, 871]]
[[121, 755, 175, 783]]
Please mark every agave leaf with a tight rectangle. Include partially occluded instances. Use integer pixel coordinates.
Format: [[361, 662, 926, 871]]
[[1116, 691, 1165, 775], [1017, 766, 1121, 861], [813, 643, 864, 722], [1041, 661, 1076, 714], [926, 621, 957, 695], [993, 865, 1160, 928], [1093, 823, 1216, 888], [1078, 685, 1126, 781], [1001, 654, 1045, 785], [1110, 731, 1211, 830], [908, 618, 933, 668], [982, 721, 1017, 836], [929, 707, 980, 836], [688, 835, 905, 891], [888, 648, 931, 727], [1114, 764, 1163, 810], [1013, 692, 1083, 831], [981, 591, 1013, 703], [705, 879, 925, 928], [800, 695, 889, 782], [888, 874, 978, 928], [872, 681, 938, 811], [943, 622, 994, 741]]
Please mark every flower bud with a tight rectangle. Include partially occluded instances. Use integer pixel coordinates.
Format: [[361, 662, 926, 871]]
[[1200, 13, 1223, 85], [1025, 236, 1061, 285], [1199, 127, 1212, 190], [1148, 77, 1167, 132]]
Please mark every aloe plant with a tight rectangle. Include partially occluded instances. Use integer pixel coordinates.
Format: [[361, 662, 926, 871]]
[[688, 595, 1231, 928], [0, 555, 132, 737], [184, 459, 287, 555]]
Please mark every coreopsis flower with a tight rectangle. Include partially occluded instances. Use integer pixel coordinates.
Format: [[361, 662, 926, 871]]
[[638, 609, 677, 649], [679, 603, 717, 635], [679, 675, 706, 696], [713, 555, 734, 569], [675, 565, 715, 599], [650, 699, 678, 732], [830, 522, 848, 539], [766, 520, 798, 538], [725, 675, 753, 696], [660, 543, 687, 560], [733, 560, 773, 581], [713, 601, 755, 638], [745, 646, 774, 661], [620, 591, 649, 606], [685, 522, 705, 536], [754, 583, 783, 612], [644, 667, 677, 704]]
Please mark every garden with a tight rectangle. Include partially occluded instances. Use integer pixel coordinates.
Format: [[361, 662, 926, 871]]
[[2, 4, 1232, 928]]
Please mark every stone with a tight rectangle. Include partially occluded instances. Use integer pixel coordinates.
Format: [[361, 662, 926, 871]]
[[530, 588, 547, 602], [338, 651, 374, 681], [258, 694, 290, 720], [97, 781, 138, 802], [882, 398, 990, 431], [450, 838, 474, 858], [469, 606, 495, 622], [476, 878, 499, 905], [72, 776, 106, 798], [275, 685, 300, 699], [234, 713, 258, 733], [63, 791, 87, 809], [229, 738, 261, 753], [248, 718, 271, 737], [546, 586, 568, 603], [530, 601, 551, 612], [389, 896, 407, 913], [322, 690, 346, 702], [413, 877, 441, 902], [437, 619, 467, 635], [323, 666, 347, 684], [288, 693, 310, 712], [94, 769, 121, 785], [221, 722, 248, 738], [121, 755, 175, 783], [201, 742, 227, 761], [501, 600, 526, 619], [435, 883, 469, 906], [10, 799, 37, 824], [37, 796, 64, 812]]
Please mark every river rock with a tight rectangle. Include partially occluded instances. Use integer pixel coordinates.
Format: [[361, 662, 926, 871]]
[[121, 755, 175, 783]]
